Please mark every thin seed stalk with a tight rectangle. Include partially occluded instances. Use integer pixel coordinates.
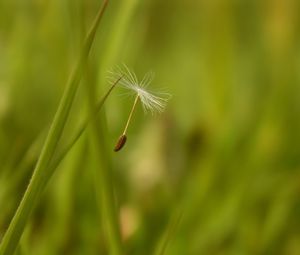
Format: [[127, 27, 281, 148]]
[[114, 95, 139, 152], [123, 94, 139, 135]]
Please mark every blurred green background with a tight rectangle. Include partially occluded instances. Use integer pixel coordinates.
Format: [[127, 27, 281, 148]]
[[1, 0, 300, 254]]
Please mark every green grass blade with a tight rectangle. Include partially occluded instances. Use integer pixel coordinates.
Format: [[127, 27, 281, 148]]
[[154, 210, 183, 255], [83, 45, 126, 254], [0, 1, 109, 254], [85, 74, 123, 255]]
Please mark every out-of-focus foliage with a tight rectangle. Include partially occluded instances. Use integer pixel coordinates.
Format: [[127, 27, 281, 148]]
[[1, 0, 300, 254]]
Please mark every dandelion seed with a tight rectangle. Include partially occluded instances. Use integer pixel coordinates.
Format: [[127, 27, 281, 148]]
[[114, 134, 127, 152], [108, 65, 171, 152]]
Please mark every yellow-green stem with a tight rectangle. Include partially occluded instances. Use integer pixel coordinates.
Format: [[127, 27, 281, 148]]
[[122, 94, 140, 135]]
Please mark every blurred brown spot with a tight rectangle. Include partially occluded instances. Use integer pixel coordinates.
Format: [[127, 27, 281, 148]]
[[186, 125, 208, 158]]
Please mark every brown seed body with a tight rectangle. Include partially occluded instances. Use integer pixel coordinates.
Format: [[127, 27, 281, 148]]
[[114, 134, 127, 152]]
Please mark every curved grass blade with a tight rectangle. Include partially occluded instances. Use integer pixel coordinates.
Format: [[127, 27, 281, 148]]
[[50, 75, 122, 172], [0, 1, 109, 254]]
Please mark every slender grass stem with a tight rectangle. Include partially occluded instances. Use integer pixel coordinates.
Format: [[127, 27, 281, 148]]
[[0, 1, 109, 254], [86, 78, 123, 255], [87, 0, 140, 252], [91, 129, 123, 255], [154, 210, 183, 255]]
